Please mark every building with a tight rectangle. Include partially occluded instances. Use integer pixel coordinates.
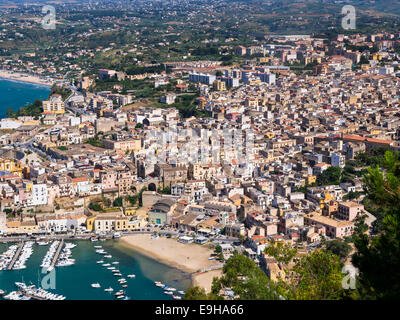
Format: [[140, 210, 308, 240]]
[[148, 199, 176, 225], [337, 201, 363, 221], [42, 94, 65, 114], [160, 94, 176, 105], [189, 73, 216, 85], [304, 213, 354, 239]]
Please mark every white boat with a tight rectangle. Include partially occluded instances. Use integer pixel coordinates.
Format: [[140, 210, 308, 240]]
[[94, 246, 102, 249], [114, 273, 122, 276], [0, 289, 5, 295], [172, 295, 182, 300], [107, 267, 116, 270], [112, 262, 119, 265], [104, 287, 113, 292], [90, 238, 98, 242], [96, 260, 104, 264], [91, 283, 101, 288], [155, 282, 165, 287], [164, 291, 173, 295], [127, 274, 136, 278], [178, 291, 185, 295], [122, 285, 128, 288], [102, 263, 111, 267], [165, 287, 176, 292], [37, 241, 49, 246], [104, 255, 112, 258]]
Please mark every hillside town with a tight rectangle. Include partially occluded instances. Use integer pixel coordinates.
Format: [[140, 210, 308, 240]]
[[4, 31, 400, 280]]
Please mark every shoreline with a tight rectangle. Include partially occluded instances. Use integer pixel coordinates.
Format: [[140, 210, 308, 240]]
[[119, 234, 223, 292], [0, 70, 54, 88]]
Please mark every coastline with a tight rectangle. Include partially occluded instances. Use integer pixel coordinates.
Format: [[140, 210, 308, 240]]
[[119, 234, 223, 292], [0, 70, 54, 87]]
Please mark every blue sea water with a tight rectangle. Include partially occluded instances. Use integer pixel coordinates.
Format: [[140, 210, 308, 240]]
[[0, 240, 191, 300], [0, 78, 51, 119]]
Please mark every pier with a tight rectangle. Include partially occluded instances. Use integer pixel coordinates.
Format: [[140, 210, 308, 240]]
[[50, 240, 64, 269], [6, 242, 24, 271]]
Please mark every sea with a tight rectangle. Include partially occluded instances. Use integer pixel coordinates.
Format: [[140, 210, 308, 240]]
[[0, 240, 191, 300], [0, 78, 51, 119]]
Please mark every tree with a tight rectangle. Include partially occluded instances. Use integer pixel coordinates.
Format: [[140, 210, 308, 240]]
[[325, 239, 352, 261], [352, 150, 400, 299], [264, 240, 297, 265], [113, 197, 123, 207], [292, 250, 346, 300], [210, 253, 282, 300], [184, 286, 209, 300], [317, 166, 342, 185]]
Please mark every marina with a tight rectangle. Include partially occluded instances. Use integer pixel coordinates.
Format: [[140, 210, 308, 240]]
[[0, 240, 190, 300], [6, 242, 24, 271]]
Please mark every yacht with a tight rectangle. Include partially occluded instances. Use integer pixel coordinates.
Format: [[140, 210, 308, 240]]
[[0, 289, 6, 295], [96, 260, 104, 264], [165, 287, 176, 292], [37, 241, 49, 246], [114, 273, 122, 276], [104, 255, 112, 258], [102, 263, 111, 267], [164, 291, 173, 295], [127, 274, 136, 278], [104, 287, 114, 292], [112, 262, 119, 265], [91, 283, 101, 288], [178, 291, 185, 295], [94, 246, 102, 249], [172, 295, 182, 300]]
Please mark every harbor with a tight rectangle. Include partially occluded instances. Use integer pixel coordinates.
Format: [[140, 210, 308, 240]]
[[0, 240, 190, 300]]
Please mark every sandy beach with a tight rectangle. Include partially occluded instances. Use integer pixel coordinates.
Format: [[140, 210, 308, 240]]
[[0, 70, 54, 87], [119, 234, 223, 291]]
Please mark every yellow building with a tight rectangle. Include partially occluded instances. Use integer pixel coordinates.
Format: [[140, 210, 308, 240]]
[[213, 80, 226, 91], [0, 158, 23, 178], [42, 94, 65, 114], [124, 207, 137, 216]]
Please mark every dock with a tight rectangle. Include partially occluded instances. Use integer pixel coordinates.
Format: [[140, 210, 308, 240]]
[[50, 240, 64, 269], [6, 242, 24, 271]]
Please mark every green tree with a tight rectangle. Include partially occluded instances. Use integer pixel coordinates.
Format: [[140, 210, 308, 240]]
[[325, 239, 352, 261], [113, 197, 123, 207], [210, 253, 282, 300], [264, 239, 297, 265], [352, 150, 400, 299], [292, 250, 346, 300], [317, 166, 342, 185]]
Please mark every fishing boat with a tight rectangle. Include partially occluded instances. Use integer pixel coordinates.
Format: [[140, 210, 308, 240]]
[[91, 283, 101, 288], [104, 287, 114, 292], [127, 274, 136, 278]]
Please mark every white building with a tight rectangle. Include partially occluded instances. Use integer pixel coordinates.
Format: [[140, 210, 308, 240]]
[[32, 184, 48, 206], [331, 152, 345, 168]]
